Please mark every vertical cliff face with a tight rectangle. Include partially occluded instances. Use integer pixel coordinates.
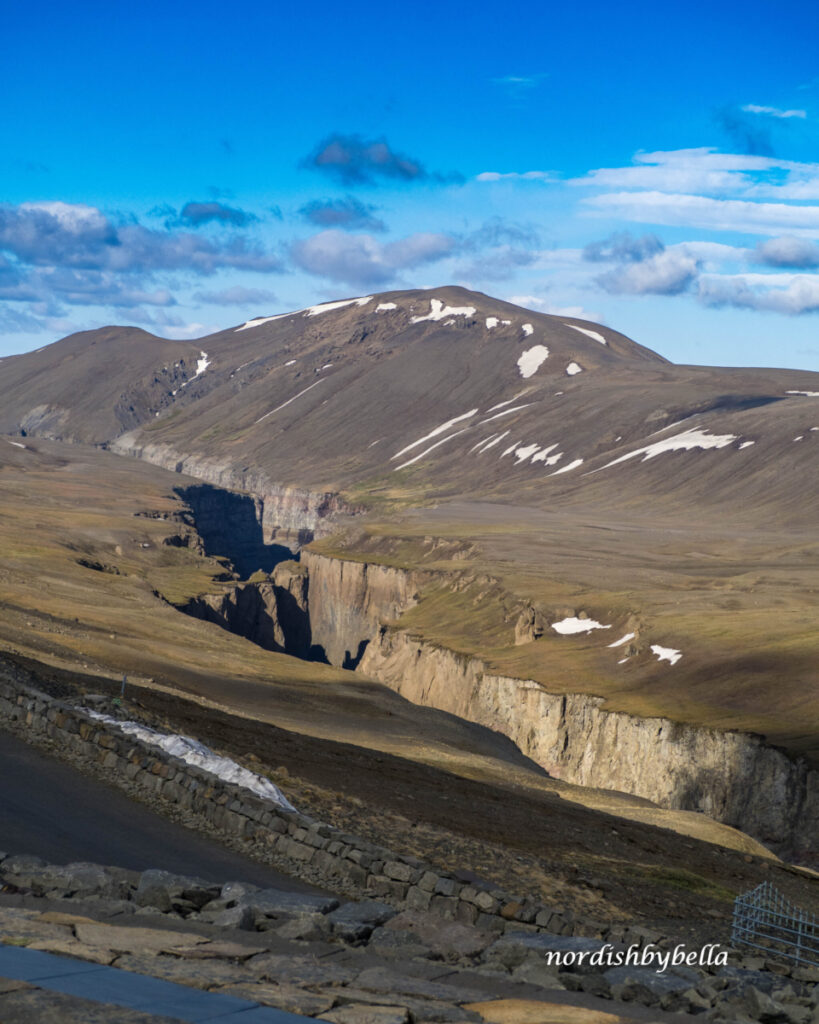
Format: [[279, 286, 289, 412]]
[[300, 551, 421, 668], [111, 436, 354, 546], [357, 627, 819, 861]]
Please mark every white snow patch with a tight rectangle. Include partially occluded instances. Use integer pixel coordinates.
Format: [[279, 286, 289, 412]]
[[565, 323, 607, 345], [517, 346, 550, 379], [521, 323, 534, 337], [255, 380, 325, 423], [597, 428, 739, 470], [392, 410, 478, 460], [794, 435, 804, 442], [6, 440, 26, 449], [551, 458, 584, 475], [469, 434, 497, 454], [786, 390, 819, 397], [285, 359, 297, 366], [566, 362, 583, 376], [393, 429, 469, 471], [410, 298, 476, 323], [193, 351, 210, 378], [551, 617, 611, 635], [85, 712, 295, 809], [236, 312, 296, 332], [478, 431, 509, 452], [514, 443, 541, 464], [485, 390, 531, 412], [376, 302, 397, 312], [608, 632, 635, 648], [617, 657, 630, 665], [531, 444, 559, 463], [651, 644, 682, 666], [486, 317, 499, 329], [306, 296, 372, 317], [501, 440, 521, 457], [479, 404, 533, 425]]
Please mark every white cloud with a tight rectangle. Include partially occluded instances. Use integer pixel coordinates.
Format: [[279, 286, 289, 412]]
[[741, 104, 807, 119], [698, 273, 819, 314], [598, 249, 699, 295], [476, 171, 555, 182], [585, 190, 819, 238], [291, 229, 455, 285]]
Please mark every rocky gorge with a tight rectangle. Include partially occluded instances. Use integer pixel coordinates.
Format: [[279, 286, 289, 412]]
[[168, 482, 819, 865]]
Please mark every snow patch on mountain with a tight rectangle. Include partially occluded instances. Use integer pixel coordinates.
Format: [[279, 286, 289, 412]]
[[552, 616, 611, 635], [392, 410, 478, 460], [565, 324, 607, 345], [598, 428, 739, 470], [410, 298, 476, 323], [517, 346, 549, 378], [651, 644, 682, 666]]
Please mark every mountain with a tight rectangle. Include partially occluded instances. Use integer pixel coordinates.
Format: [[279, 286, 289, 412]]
[[2, 286, 818, 863], [1, 286, 816, 529]]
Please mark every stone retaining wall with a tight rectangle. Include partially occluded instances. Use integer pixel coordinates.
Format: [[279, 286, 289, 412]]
[[0, 668, 642, 946]]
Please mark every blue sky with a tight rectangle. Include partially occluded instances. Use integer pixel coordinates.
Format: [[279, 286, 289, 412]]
[[3, 0, 819, 369]]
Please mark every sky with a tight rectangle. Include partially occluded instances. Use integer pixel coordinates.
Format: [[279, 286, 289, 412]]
[[3, 0, 819, 370]]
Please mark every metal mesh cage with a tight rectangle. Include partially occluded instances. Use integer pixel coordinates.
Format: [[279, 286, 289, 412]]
[[732, 881, 819, 968]]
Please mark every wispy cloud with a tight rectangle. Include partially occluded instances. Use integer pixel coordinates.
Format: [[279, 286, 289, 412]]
[[491, 73, 548, 96], [585, 190, 819, 237], [742, 104, 807, 119], [193, 285, 279, 305], [476, 170, 554, 182]]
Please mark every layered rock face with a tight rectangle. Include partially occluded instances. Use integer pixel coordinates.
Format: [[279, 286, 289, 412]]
[[358, 628, 819, 861], [300, 552, 420, 668]]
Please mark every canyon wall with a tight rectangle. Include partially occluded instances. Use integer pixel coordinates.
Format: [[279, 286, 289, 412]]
[[171, 481, 818, 861], [111, 435, 351, 544], [358, 628, 819, 861]]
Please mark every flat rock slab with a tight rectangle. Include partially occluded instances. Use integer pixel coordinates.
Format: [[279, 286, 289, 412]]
[[248, 952, 358, 986], [171, 940, 269, 961], [218, 981, 336, 1014], [0, 984, 189, 1024], [464, 998, 644, 1024], [353, 966, 495, 1003], [115, 951, 253, 989], [26, 939, 116, 965], [320, 1005, 410, 1024], [75, 922, 208, 954], [327, 985, 482, 1021]]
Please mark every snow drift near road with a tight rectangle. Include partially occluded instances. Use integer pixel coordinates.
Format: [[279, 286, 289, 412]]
[[85, 711, 295, 810]]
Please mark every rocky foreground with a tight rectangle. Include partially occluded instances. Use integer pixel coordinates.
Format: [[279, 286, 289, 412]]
[[1, 853, 817, 1023]]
